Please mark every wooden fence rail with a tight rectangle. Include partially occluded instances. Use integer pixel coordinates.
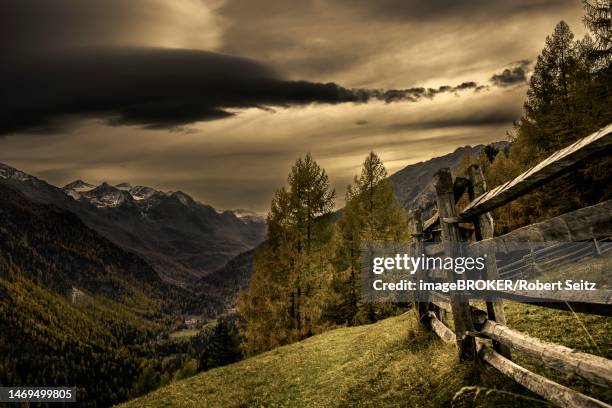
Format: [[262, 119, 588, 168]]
[[413, 123, 612, 407], [477, 341, 611, 408], [460, 123, 612, 219], [480, 319, 612, 387]]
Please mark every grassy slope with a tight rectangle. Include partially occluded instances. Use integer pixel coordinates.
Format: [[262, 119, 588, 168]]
[[124, 309, 556, 408], [124, 248, 612, 408]]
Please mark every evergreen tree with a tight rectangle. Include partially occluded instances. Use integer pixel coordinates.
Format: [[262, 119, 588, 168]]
[[324, 152, 409, 325], [583, 0, 612, 65], [486, 15, 611, 234], [198, 318, 242, 371], [517, 21, 579, 163], [238, 154, 335, 354]]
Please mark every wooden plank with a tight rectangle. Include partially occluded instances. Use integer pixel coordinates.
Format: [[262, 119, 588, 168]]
[[423, 213, 439, 232], [466, 289, 612, 316], [495, 288, 612, 305], [476, 341, 612, 408], [524, 300, 611, 317], [424, 242, 444, 256], [461, 123, 612, 219], [413, 209, 429, 320], [428, 312, 457, 345], [481, 320, 612, 387], [469, 200, 612, 256], [467, 164, 511, 359], [434, 167, 476, 360], [431, 299, 451, 312]]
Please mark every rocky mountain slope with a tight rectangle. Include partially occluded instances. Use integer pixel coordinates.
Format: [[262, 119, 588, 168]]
[[0, 183, 172, 305], [0, 183, 195, 406], [389, 142, 508, 218], [0, 163, 266, 285]]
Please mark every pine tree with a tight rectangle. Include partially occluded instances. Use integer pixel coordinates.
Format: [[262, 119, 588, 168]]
[[486, 15, 611, 233], [287, 153, 336, 255], [324, 152, 409, 325], [238, 154, 335, 353], [518, 21, 579, 162], [583, 0, 612, 65]]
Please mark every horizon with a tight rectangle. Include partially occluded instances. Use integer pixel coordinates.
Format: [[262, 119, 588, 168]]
[[0, 0, 586, 213], [1, 139, 503, 214]]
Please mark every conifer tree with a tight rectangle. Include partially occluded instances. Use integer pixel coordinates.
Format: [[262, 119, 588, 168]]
[[583, 0, 612, 65], [324, 152, 409, 325], [486, 14, 611, 233], [238, 154, 335, 353]]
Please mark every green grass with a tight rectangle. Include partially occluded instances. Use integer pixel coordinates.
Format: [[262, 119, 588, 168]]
[[504, 302, 612, 403], [169, 329, 200, 339], [122, 310, 550, 408]]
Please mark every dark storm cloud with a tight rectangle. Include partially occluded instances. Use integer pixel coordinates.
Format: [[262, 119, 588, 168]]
[[385, 105, 522, 132], [1, 47, 489, 135], [0, 0, 219, 56], [490, 60, 532, 87], [370, 82, 482, 103], [0, 47, 360, 135]]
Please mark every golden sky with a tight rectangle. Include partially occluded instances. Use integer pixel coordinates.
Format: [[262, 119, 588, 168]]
[[0, 0, 586, 212]]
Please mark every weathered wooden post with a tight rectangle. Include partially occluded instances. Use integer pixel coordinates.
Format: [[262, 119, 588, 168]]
[[412, 209, 430, 323], [467, 164, 512, 358], [434, 167, 476, 360], [592, 233, 602, 256]]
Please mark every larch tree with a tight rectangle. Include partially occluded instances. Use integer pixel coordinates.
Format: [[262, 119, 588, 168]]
[[238, 154, 335, 353], [324, 152, 409, 325], [583, 0, 612, 66]]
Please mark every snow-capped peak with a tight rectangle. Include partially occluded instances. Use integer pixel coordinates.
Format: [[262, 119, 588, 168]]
[[171, 191, 194, 206], [230, 208, 266, 223], [80, 182, 132, 208], [63, 179, 95, 191], [62, 179, 96, 199], [0, 163, 37, 182], [115, 182, 132, 191], [129, 185, 160, 201]]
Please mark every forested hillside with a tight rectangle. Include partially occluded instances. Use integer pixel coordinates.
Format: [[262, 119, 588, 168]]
[[0, 184, 186, 405], [478, 16, 612, 234], [0, 163, 266, 285]]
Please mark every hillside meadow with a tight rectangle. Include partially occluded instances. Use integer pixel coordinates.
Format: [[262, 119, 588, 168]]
[[122, 301, 611, 408]]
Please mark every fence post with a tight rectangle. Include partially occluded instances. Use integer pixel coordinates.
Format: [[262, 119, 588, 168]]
[[412, 209, 430, 322], [467, 164, 512, 359], [434, 167, 476, 360], [592, 232, 602, 256]]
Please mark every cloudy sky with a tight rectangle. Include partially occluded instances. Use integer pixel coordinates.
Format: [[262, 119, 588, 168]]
[[0, 0, 586, 213]]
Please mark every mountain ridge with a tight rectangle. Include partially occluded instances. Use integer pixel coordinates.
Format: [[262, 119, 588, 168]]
[[0, 162, 266, 285]]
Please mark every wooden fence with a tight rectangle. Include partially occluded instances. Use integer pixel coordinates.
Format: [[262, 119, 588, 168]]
[[412, 123, 612, 408]]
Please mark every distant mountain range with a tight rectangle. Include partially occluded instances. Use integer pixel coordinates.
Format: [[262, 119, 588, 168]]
[[0, 141, 506, 314], [0, 163, 266, 285], [389, 142, 509, 218], [0, 182, 177, 308]]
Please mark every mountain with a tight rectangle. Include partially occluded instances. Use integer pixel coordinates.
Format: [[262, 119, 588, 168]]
[[229, 208, 266, 224], [0, 162, 266, 285], [0, 182, 177, 307], [63, 179, 96, 198], [389, 142, 509, 218], [190, 247, 259, 316], [0, 183, 191, 406]]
